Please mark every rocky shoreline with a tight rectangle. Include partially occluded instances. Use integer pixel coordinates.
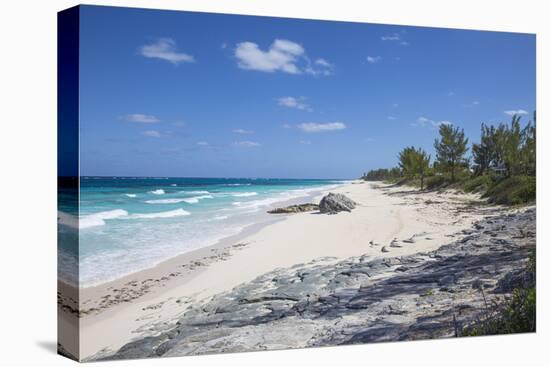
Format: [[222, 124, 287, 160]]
[[101, 205, 535, 361], [267, 203, 319, 214]]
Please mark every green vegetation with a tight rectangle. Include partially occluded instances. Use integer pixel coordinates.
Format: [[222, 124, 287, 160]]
[[463, 253, 536, 336], [483, 176, 536, 205], [398, 146, 431, 190], [460, 175, 494, 193], [362, 112, 536, 205], [472, 115, 536, 177], [361, 167, 401, 182], [464, 288, 536, 336], [434, 124, 469, 182], [420, 289, 434, 297], [424, 175, 448, 190]]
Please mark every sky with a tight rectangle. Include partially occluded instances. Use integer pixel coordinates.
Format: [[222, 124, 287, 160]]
[[78, 5, 536, 179]]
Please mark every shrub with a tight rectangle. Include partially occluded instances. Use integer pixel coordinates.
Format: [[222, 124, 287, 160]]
[[425, 175, 448, 190], [461, 175, 494, 193], [464, 287, 536, 336], [484, 176, 536, 205], [463, 252, 536, 336], [363, 167, 402, 182]]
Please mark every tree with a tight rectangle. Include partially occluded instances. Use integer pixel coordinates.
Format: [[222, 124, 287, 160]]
[[389, 167, 402, 179], [416, 148, 431, 190], [472, 123, 496, 176], [434, 124, 469, 181], [472, 113, 536, 178], [502, 115, 523, 177], [520, 112, 536, 176], [398, 147, 417, 177], [398, 146, 431, 190], [363, 167, 403, 181]]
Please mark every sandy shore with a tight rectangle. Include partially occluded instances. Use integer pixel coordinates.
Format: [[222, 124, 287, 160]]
[[67, 181, 491, 360]]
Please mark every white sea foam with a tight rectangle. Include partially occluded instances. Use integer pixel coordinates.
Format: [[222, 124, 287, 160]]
[[224, 183, 251, 186], [231, 196, 286, 210], [57, 250, 79, 286], [130, 208, 190, 219], [145, 198, 188, 204], [145, 195, 213, 204], [80, 209, 129, 229], [182, 195, 214, 204], [58, 211, 78, 229], [149, 189, 165, 195], [182, 190, 210, 194], [125, 193, 137, 198], [233, 197, 284, 209], [231, 185, 337, 212], [232, 192, 258, 197], [78, 219, 243, 287]]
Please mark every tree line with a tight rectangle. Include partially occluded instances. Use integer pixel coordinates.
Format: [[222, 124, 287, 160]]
[[363, 112, 536, 192]]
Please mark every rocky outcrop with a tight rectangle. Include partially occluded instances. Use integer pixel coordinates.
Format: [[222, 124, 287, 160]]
[[319, 192, 357, 214], [268, 203, 319, 214], [102, 207, 535, 361]]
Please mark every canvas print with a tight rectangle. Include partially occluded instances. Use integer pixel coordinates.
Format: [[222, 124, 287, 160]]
[[57, 5, 536, 362]]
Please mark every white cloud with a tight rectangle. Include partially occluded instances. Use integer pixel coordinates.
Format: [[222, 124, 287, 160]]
[[304, 62, 333, 76], [196, 141, 209, 146], [282, 123, 292, 129], [235, 39, 302, 74], [299, 140, 312, 145], [297, 122, 346, 133], [416, 116, 431, 126], [173, 121, 186, 127], [277, 96, 311, 111], [367, 56, 382, 64], [315, 58, 331, 67], [447, 91, 455, 97], [381, 33, 401, 41], [221, 43, 227, 49], [387, 116, 397, 120], [504, 109, 528, 116], [381, 33, 409, 46], [234, 39, 332, 75], [142, 130, 161, 138], [232, 129, 254, 134], [234, 140, 260, 147], [414, 116, 452, 128], [140, 38, 194, 64], [123, 114, 160, 123], [472, 101, 480, 105]]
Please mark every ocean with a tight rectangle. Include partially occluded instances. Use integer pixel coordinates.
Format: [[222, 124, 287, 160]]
[[58, 177, 346, 287]]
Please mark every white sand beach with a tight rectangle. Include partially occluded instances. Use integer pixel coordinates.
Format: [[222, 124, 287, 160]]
[[68, 181, 489, 360]]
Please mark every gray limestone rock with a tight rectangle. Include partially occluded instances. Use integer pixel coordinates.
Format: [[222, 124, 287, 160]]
[[319, 193, 357, 214]]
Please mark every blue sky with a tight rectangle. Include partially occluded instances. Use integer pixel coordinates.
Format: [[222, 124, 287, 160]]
[[78, 5, 536, 179]]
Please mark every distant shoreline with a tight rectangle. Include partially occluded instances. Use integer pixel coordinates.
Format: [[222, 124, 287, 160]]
[[78, 175, 355, 181]]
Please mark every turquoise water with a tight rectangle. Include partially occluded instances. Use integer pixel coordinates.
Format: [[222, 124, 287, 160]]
[[58, 177, 345, 287]]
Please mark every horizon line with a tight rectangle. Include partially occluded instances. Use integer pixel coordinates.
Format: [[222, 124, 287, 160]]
[[65, 175, 357, 181]]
